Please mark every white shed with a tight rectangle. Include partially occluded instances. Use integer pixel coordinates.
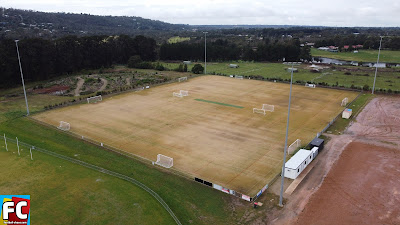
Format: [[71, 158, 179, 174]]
[[284, 149, 313, 179], [342, 108, 352, 119], [229, 64, 239, 68]]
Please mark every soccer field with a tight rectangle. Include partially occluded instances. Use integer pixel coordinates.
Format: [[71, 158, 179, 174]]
[[33, 75, 358, 196]]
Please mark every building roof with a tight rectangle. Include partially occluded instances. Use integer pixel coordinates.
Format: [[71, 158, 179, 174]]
[[310, 137, 324, 146], [285, 149, 312, 169]]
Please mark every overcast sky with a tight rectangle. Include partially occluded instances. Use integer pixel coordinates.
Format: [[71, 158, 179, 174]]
[[1, 0, 399, 27]]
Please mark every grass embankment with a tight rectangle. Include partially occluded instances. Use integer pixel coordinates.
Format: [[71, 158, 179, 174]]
[[311, 48, 400, 63], [167, 36, 190, 44], [326, 93, 373, 135], [0, 144, 173, 225]]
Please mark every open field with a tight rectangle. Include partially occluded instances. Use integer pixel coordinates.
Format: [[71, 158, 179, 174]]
[[33, 75, 358, 196], [161, 62, 400, 91], [311, 48, 400, 63], [295, 141, 400, 225], [0, 141, 174, 225]]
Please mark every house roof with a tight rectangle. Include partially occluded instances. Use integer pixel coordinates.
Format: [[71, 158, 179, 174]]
[[285, 149, 312, 169]]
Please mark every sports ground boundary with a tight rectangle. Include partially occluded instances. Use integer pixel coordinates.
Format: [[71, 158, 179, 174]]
[[2, 135, 182, 225]]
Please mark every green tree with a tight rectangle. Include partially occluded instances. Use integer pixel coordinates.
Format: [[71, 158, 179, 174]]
[[191, 64, 204, 74], [127, 55, 142, 68], [184, 64, 188, 72]]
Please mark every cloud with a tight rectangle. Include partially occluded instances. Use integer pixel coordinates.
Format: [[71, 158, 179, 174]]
[[2, 0, 399, 26]]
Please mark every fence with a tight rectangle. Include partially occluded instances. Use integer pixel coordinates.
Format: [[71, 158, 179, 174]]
[[1, 134, 182, 225]]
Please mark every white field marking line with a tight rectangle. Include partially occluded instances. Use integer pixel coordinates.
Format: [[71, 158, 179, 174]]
[[311, 72, 331, 82]]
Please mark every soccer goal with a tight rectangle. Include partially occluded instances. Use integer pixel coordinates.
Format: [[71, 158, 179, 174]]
[[180, 90, 189, 96], [87, 95, 102, 104], [305, 83, 316, 88], [58, 121, 70, 131], [173, 92, 183, 98], [178, 77, 187, 82], [262, 104, 274, 112], [341, 97, 348, 106], [155, 154, 173, 168], [288, 139, 301, 154], [253, 108, 266, 115], [235, 75, 244, 79]]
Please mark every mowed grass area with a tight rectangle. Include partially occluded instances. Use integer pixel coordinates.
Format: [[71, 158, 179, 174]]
[[167, 36, 190, 44], [159, 61, 400, 91], [311, 48, 400, 63], [0, 143, 173, 225], [0, 118, 283, 224], [33, 75, 359, 196]]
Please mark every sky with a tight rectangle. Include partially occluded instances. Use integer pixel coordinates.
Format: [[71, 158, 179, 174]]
[[1, 0, 400, 27]]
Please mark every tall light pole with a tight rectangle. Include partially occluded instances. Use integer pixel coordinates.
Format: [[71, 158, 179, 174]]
[[203, 32, 208, 74], [372, 36, 383, 94], [279, 64, 294, 207], [15, 40, 30, 115]]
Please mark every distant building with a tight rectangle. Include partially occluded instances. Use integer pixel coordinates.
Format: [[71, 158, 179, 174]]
[[229, 64, 239, 68]]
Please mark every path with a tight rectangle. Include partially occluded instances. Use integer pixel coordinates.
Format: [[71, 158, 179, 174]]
[[126, 77, 131, 86], [74, 77, 84, 96], [98, 78, 108, 92]]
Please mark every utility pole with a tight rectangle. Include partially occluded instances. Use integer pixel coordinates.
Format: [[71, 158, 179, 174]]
[[15, 40, 30, 115], [372, 36, 383, 94], [203, 32, 208, 74], [279, 64, 295, 207]]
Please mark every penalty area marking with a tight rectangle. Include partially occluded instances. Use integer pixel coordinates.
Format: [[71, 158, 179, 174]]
[[194, 99, 244, 109]]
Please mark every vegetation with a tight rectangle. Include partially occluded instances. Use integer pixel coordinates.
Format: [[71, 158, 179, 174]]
[[191, 64, 204, 74], [311, 48, 400, 63]]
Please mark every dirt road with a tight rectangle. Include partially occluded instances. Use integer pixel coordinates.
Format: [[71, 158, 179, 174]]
[[74, 77, 84, 96], [269, 96, 400, 225]]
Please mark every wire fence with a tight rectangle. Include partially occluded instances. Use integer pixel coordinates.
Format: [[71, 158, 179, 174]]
[[2, 135, 182, 225]]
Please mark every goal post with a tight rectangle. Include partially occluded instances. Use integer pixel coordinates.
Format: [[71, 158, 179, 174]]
[[235, 75, 243, 79], [253, 108, 266, 115], [87, 95, 102, 104], [288, 139, 301, 154], [155, 154, 173, 168], [173, 92, 183, 97], [178, 77, 187, 82], [262, 104, 274, 112], [305, 83, 316, 88], [341, 97, 348, 106], [180, 90, 189, 96], [58, 121, 70, 131]]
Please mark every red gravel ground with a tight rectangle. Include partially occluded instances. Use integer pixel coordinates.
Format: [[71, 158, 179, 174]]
[[294, 141, 400, 225], [33, 85, 70, 94]]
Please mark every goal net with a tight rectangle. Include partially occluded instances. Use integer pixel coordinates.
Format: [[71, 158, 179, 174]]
[[173, 92, 183, 97], [262, 104, 274, 112], [288, 139, 301, 154], [305, 83, 316, 88], [235, 75, 244, 79], [180, 90, 189, 96], [58, 121, 70, 131], [87, 95, 102, 104], [155, 154, 173, 168], [341, 97, 348, 106], [178, 77, 187, 82], [253, 108, 266, 115]]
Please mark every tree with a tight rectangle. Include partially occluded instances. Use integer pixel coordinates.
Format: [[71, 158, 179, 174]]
[[184, 64, 188, 72], [127, 55, 142, 68], [191, 64, 204, 74]]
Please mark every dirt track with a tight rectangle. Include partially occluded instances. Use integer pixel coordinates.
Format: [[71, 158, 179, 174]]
[[269, 96, 400, 225]]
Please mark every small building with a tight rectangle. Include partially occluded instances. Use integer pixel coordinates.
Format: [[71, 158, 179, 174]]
[[342, 108, 352, 119], [284, 149, 313, 179], [310, 137, 324, 150], [311, 147, 319, 160], [229, 64, 239, 68], [183, 61, 192, 65]]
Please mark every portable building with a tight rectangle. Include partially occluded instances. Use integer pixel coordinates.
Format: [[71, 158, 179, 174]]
[[310, 137, 324, 150], [342, 108, 352, 119], [284, 149, 313, 179]]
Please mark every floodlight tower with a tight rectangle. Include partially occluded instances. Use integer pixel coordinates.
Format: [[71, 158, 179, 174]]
[[15, 40, 30, 116], [279, 63, 295, 207], [203, 32, 208, 74], [372, 36, 383, 94]]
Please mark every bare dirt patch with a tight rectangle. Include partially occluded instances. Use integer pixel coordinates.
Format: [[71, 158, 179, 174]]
[[295, 142, 400, 225]]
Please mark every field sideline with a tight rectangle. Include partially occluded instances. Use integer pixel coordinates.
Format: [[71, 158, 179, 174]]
[[33, 75, 359, 196]]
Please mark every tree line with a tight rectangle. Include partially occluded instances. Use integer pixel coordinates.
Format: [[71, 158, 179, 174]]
[[160, 38, 310, 62], [0, 35, 156, 88]]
